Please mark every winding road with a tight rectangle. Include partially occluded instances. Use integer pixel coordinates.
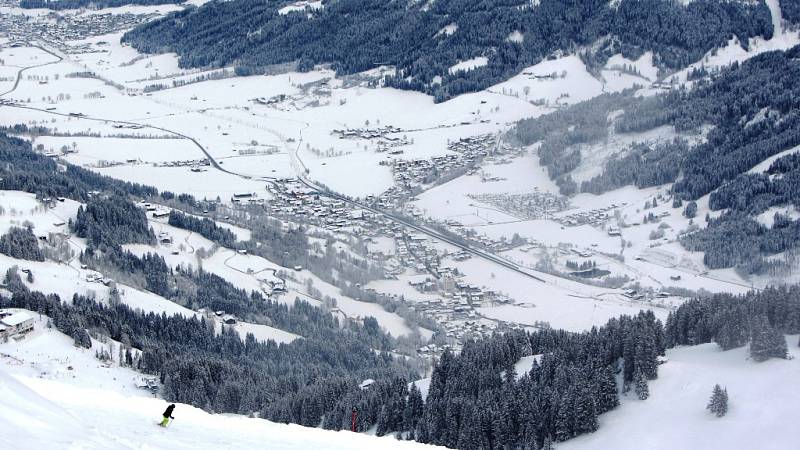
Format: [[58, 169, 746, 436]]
[[0, 42, 758, 296]]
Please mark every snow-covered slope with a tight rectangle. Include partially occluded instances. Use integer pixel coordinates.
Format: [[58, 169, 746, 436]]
[[562, 337, 800, 450], [0, 370, 440, 449], [0, 318, 440, 450]]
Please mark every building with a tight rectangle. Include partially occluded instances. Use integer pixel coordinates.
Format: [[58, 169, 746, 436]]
[[0, 311, 34, 337]]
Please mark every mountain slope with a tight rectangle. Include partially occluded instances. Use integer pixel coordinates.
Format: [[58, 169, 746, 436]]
[[562, 339, 800, 450], [0, 369, 439, 449], [121, 0, 774, 101], [0, 318, 437, 450]]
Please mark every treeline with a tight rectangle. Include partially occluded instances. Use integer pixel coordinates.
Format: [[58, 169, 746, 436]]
[[121, 0, 773, 101], [709, 152, 800, 214], [511, 91, 640, 194], [665, 285, 799, 360], [20, 0, 181, 10], [580, 139, 687, 194], [0, 132, 209, 212], [0, 281, 414, 417], [4, 266, 796, 446], [0, 226, 44, 262], [520, 45, 800, 199], [167, 210, 237, 248], [74, 196, 155, 247], [261, 309, 665, 446], [782, 1, 800, 24], [616, 46, 800, 201], [681, 212, 800, 274]]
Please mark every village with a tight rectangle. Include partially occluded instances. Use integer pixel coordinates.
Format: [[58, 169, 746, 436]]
[[0, 8, 157, 55], [468, 189, 570, 221]]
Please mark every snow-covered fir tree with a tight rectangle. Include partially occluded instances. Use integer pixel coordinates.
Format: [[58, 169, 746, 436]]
[[634, 369, 649, 400], [749, 315, 788, 362], [706, 384, 728, 417]]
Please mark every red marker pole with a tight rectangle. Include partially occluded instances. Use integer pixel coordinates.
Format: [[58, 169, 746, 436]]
[[351, 407, 358, 432]]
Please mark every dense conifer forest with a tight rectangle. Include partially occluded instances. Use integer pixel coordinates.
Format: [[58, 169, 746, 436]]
[[514, 45, 800, 273], [120, 0, 773, 101]]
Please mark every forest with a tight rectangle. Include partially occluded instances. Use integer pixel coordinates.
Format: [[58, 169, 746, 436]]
[[0, 226, 44, 262], [120, 0, 773, 101], [4, 268, 797, 448], [167, 210, 238, 248], [512, 45, 800, 272]]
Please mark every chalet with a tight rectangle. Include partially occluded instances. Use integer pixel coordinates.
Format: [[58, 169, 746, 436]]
[[222, 315, 237, 325], [0, 311, 34, 336], [135, 376, 159, 392]]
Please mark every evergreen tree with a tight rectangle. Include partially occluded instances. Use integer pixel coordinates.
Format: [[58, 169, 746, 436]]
[[706, 384, 728, 417], [750, 315, 788, 362], [72, 328, 91, 349], [634, 369, 649, 400]]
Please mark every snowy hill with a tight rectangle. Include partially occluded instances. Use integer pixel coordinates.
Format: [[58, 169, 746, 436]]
[[561, 338, 800, 450], [0, 316, 440, 450]]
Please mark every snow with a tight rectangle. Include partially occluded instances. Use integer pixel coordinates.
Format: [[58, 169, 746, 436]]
[[561, 338, 800, 450], [0, 316, 439, 449], [506, 31, 524, 44], [448, 57, 489, 75], [747, 144, 800, 174], [436, 23, 458, 37], [278, 0, 323, 16], [37, 136, 203, 165], [490, 55, 607, 106], [1, 311, 32, 326], [605, 52, 659, 82], [756, 206, 800, 228], [512, 354, 542, 379], [668, 0, 800, 87]]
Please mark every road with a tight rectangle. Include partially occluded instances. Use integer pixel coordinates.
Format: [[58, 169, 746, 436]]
[[0, 44, 63, 98], [0, 42, 754, 295]]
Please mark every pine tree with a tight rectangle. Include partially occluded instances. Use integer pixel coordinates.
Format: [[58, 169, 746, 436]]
[[72, 328, 91, 349], [750, 315, 788, 362], [634, 369, 649, 400], [706, 384, 728, 417]]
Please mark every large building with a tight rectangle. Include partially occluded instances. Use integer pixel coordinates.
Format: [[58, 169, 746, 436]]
[[0, 311, 34, 339]]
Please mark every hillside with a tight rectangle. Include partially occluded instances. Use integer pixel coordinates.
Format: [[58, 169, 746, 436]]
[[511, 40, 800, 276], [121, 0, 774, 101], [561, 339, 800, 450], [0, 316, 438, 450]]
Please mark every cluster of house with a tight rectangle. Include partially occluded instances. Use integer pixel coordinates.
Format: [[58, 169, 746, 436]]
[[251, 78, 332, 111], [198, 308, 239, 326], [411, 291, 519, 356], [332, 125, 404, 140], [155, 158, 210, 169], [368, 134, 498, 207], [556, 202, 624, 227], [0, 10, 154, 54], [138, 201, 171, 219], [264, 181, 367, 230], [468, 190, 569, 221], [84, 270, 114, 287], [394, 233, 443, 275], [0, 310, 34, 342]]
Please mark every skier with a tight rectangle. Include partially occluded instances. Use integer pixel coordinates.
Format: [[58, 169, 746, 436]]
[[159, 404, 175, 427]]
